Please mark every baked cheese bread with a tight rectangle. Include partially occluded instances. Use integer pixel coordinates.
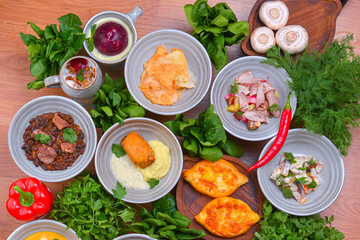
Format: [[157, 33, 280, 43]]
[[195, 197, 260, 238], [183, 159, 248, 198]]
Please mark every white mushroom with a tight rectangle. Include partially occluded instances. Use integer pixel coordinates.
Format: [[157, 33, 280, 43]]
[[250, 26, 276, 53], [276, 25, 309, 54], [259, 1, 289, 30]]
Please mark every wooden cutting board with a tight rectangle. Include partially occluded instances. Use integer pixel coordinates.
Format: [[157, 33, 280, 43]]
[[176, 155, 265, 240], [241, 0, 342, 56]]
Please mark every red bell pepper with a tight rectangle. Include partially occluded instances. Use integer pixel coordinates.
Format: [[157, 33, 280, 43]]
[[6, 177, 53, 221]]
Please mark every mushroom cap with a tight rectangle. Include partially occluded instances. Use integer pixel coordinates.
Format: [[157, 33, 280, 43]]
[[276, 25, 309, 54], [250, 26, 276, 53], [259, 1, 289, 30]]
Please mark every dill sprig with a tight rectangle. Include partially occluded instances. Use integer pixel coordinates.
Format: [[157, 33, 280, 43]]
[[262, 35, 360, 155]]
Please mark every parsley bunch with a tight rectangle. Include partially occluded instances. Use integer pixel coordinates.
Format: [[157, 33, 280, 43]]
[[263, 35, 360, 155], [254, 200, 345, 240], [51, 172, 135, 240]]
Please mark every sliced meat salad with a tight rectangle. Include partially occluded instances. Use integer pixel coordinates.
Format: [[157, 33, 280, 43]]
[[22, 112, 86, 171]]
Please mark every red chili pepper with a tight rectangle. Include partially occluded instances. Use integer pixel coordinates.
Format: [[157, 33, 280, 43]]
[[248, 95, 292, 172], [6, 177, 53, 221]]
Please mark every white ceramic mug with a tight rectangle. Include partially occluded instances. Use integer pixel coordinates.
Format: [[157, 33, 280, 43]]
[[44, 56, 102, 100]]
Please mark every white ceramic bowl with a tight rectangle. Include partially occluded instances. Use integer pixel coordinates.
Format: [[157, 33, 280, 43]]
[[8, 96, 97, 182], [113, 234, 155, 240], [210, 56, 296, 141], [8, 219, 79, 240], [124, 29, 212, 115], [95, 117, 183, 203], [257, 128, 345, 216]]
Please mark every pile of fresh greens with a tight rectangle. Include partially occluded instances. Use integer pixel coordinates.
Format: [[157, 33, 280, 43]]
[[184, 0, 249, 71], [20, 13, 85, 90], [165, 104, 243, 161], [51, 172, 135, 240], [253, 200, 345, 239], [263, 35, 360, 155], [132, 194, 205, 239], [90, 74, 145, 132]]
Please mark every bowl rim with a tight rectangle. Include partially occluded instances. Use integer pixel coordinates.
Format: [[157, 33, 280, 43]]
[[83, 10, 138, 64], [256, 128, 345, 216], [124, 28, 212, 115], [210, 55, 296, 141], [113, 233, 155, 240], [7, 219, 78, 240], [95, 117, 183, 203], [8, 95, 97, 182]]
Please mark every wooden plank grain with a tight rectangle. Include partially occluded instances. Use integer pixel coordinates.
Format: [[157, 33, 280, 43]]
[[0, 0, 359, 239]]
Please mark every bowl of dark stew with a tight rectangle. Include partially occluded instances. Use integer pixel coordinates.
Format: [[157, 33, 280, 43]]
[[8, 96, 97, 182]]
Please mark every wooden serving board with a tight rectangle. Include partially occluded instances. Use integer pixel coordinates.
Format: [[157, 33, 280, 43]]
[[241, 0, 342, 56], [176, 155, 265, 240]]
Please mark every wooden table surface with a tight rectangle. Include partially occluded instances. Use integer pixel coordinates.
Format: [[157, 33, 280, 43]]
[[1, 0, 359, 239]]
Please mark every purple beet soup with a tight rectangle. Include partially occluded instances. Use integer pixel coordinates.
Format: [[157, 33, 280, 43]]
[[94, 22, 128, 56]]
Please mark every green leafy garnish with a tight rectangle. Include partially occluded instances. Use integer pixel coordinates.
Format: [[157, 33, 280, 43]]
[[87, 24, 97, 52], [76, 69, 84, 82], [51, 172, 136, 239], [133, 194, 206, 239], [309, 158, 317, 165], [230, 80, 238, 94], [284, 152, 296, 164], [268, 103, 280, 113], [263, 34, 360, 155], [112, 181, 127, 200], [281, 186, 293, 199], [147, 178, 160, 189], [254, 200, 345, 239], [62, 128, 77, 143], [184, 0, 249, 71], [112, 144, 127, 158], [20, 13, 85, 90], [296, 177, 308, 185], [34, 133, 51, 144], [308, 179, 318, 189], [298, 163, 306, 170], [90, 73, 145, 132], [165, 105, 243, 161]]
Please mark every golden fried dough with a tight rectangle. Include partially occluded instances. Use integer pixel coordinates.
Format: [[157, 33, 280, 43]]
[[195, 197, 260, 238], [121, 131, 155, 169], [183, 159, 248, 198]]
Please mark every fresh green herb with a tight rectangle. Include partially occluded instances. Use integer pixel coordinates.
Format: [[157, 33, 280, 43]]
[[112, 144, 127, 158], [308, 179, 318, 189], [263, 34, 360, 155], [51, 172, 136, 240], [267, 103, 280, 113], [296, 177, 308, 185], [230, 80, 238, 94], [87, 24, 97, 52], [298, 163, 306, 170], [112, 181, 127, 200], [20, 13, 85, 90], [235, 111, 243, 119], [76, 69, 84, 82], [147, 178, 160, 189], [184, 0, 249, 71], [90, 73, 145, 132], [253, 200, 345, 239], [62, 128, 77, 143], [34, 133, 51, 144], [284, 152, 296, 164], [165, 105, 243, 161], [309, 158, 317, 165], [281, 186, 293, 199], [54, 239, 59, 240], [287, 172, 296, 177], [133, 194, 206, 239]]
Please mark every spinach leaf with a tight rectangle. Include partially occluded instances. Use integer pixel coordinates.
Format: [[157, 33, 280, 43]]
[[222, 138, 243, 157], [20, 13, 85, 90], [152, 193, 177, 214], [185, 0, 249, 71]]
